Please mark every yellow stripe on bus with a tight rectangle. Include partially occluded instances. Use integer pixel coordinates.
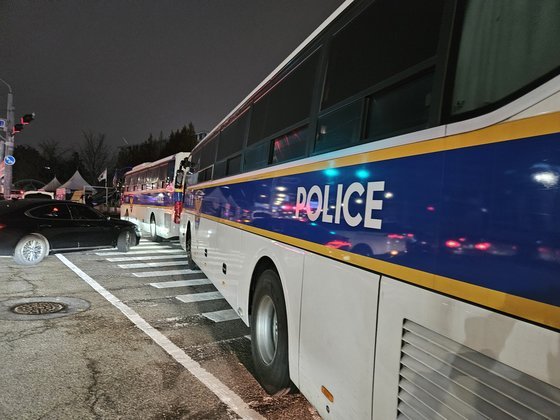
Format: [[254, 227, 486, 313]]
[[189, 212, 560, 330]]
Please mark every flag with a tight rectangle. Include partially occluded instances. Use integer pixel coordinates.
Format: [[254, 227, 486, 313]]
[[98, 168, 107, 182]]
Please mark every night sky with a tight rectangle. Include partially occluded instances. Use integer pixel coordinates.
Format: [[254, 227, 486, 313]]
[[2, 0, 345, 151]]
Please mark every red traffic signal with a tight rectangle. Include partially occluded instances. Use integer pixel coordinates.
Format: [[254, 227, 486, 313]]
[[11, 113, 35, 135], [12, 123, 24, 134], [20, 113, 35, 125]]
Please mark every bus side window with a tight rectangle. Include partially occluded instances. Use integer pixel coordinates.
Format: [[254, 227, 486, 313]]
[[365, 71, 434, 141], [244, 142, 270, 172], [271, 126, 308, 164], [322, 0, 444, 110], [158, 165, 166, 188], [247, 51, 319, 155], [314, 100, 363, 154], [451, 0, 560, 117]]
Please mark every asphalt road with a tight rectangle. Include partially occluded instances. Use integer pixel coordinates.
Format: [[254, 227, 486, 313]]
[[0, 239, 319, 420]]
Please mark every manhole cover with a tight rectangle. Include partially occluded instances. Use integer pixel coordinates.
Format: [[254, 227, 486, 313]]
[[11, 302, 66, 315], [0, 297, 90, 321]]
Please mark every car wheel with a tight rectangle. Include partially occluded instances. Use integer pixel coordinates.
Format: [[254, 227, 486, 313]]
[[13, 234, 50, 266], [117, 231, 132, 252], [250, 269, 293, 395], [149, 215, 162, 242], [351, 243, 374, 257]]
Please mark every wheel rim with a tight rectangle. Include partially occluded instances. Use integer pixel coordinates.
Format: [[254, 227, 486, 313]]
[[22, 239, 43, 262], [255, 295, 278, 365]]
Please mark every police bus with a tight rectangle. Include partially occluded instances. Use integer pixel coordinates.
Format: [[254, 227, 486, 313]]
[[179, 1, 560, 418], [121, 152, 189, 241]]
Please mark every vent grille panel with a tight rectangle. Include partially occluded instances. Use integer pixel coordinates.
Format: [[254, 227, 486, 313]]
[[398, 320, 560, 419]]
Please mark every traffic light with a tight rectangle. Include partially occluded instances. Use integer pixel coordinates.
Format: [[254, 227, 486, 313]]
[[11, 112, 35, 135], [12, 123, 24, 134], [20, 113, 35, 125]]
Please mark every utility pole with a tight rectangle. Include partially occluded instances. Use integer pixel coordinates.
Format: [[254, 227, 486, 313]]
[[0, 78, 14, 196], [3, 91, 15, 197]]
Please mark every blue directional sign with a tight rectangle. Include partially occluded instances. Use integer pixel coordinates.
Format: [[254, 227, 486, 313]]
[[4, 155, 16, 166], [0, 119, 5, 128]]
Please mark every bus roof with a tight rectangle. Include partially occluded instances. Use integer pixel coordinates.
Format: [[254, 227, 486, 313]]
[[191, 0, 354, 154], [125, 152, 190, 175]]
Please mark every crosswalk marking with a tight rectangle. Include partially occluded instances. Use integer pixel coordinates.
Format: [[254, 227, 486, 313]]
[[149, 279, 212, 289], [118, 261, 192, 269], [133, 268, 202, 278], [106, 255, 187, 262], [176, 291, 222, 303], [202, 309, 240, 323], [96, 249, 184, 256]]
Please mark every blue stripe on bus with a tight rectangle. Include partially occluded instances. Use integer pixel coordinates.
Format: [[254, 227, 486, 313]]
[[186, 132, 560, 308]]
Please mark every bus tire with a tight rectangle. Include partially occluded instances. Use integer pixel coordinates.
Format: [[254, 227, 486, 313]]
[[117, 231, 132, 252], [185, 228, 198, 269], [250, 269, 293, 396], [149, 214, 162, 242], [13, 234, 50, 266]]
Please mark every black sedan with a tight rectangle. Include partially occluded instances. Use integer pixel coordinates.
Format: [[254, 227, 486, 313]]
[[0, 199, 140, 265]]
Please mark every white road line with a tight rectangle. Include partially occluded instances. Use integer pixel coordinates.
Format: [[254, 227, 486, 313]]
[[133, 269, 202, 278], [56, 254, 263, 420], [118, 261, 192, 269], [176, 291, 223, 303], [202, 309, 240, 323], [97, 249, 184, 256], [139, 239, 180, 244], [128, 245, 177, 250], [150, 279, 211, 289], [106, 255, 187, 262]]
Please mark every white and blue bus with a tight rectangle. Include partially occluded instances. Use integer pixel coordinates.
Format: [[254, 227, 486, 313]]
[[121, 152, 189, 241], [180, 1, 560, 418]]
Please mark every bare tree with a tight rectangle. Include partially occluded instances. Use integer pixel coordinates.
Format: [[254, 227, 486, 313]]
[[79, 131, 113, 184], [38, 138, 73, 181], [39, 138, 71, 162]]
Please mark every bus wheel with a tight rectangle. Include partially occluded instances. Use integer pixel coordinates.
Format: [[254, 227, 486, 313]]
[[185, 229, 198, 269], [149, 215, 162, 242], [251, 269, 292, 395]]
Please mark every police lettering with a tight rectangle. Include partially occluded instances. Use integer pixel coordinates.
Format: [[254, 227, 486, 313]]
[[295, 181, 385, 229]]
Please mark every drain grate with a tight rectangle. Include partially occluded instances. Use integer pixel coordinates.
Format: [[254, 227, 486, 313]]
[[11, 302, 66, 315]]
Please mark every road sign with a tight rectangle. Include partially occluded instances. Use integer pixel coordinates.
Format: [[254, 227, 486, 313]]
[[0, 119, 5, 128], [4, 155, 16, 166]]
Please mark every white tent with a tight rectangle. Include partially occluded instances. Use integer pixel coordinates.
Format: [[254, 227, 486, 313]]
[[59, 170, 93, 190], [39, 176, 61, 192]]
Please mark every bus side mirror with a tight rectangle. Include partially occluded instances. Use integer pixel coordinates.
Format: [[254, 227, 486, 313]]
[[174, 170, 185, 189], [179, 158, 194, 175]]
